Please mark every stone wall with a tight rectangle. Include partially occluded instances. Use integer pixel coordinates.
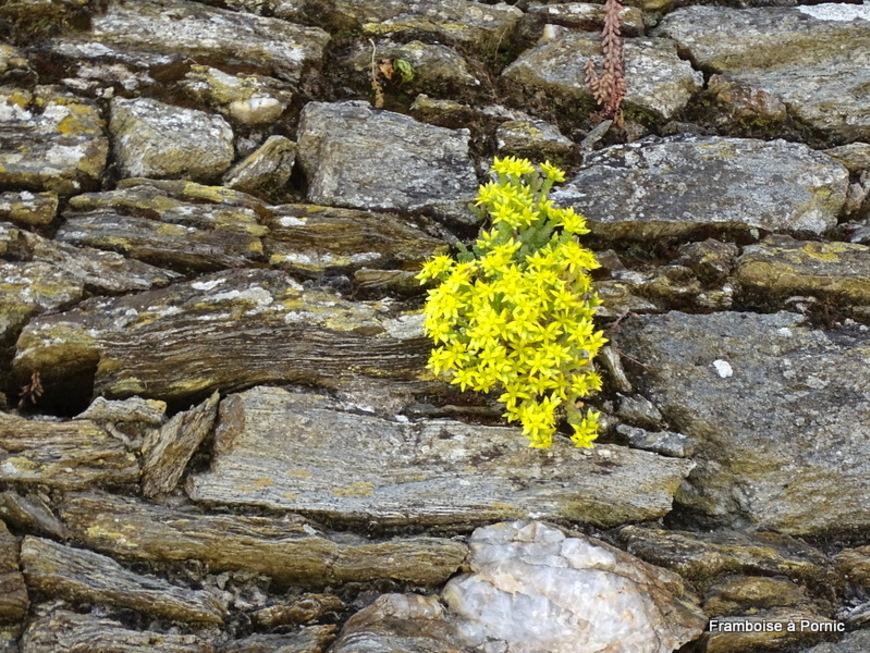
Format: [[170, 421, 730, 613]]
[[0, 0, 869, 651]]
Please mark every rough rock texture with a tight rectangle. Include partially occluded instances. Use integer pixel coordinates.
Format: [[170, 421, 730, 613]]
[[59, 492, 467, 587], [615, 311, 870, 535], [11, 269, 429, 401], [502, 32, 702, 121], [0, 191, 56, 226], [262, 204, 443, 273], [0, 521, 27, 624], [0, 414, 139, 490], [552, 136, 849, 239], [0, 88, 108, 194], [48, 0, 330, 85], [330, 593, 465, 653], [20, 536, 225, 624], [187, 386, 694, 529], [655, 4, 870, 142], [616, 525, 835, 590], [296, 101, 479, 215], [109, 98, 235, 181], [736, 235, 870, 310], [222, 135, 296, 200], [442, 521, 707, 653], [324, 0, 523, 50], [21, 609, 214, 653], [57, 180, 267, 272]]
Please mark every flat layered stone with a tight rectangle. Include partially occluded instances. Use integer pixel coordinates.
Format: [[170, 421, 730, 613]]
[[141, 392, 219, 497], [20, 536, 225, 624], [110, 98, 234, 181], [21, 609, 214, 653], [616, 525, 834, 588], [221, 628, 337, 653], [615, 311, 870, 536], [0, 87, 108, 194], [501, 33, 702, 121], [11, 268, 429, 401], [47, 0, 329, 86], [58, 492, 467, 587], [296, 101, 478, 215], [655, 4, 870, 142], [0, 261, 82, 346], [552, 136, 849, 239], [736, 234, 870, 310], [0, 191, 57, 226], [187, 386, 694, 529], [222, 136, 296, 201], [264, 204, 443, 273], [58, 179, 266, 272], [0, 414, 139, 490], [327, 0, 523, 51], [0, 521, 27, 625], [9, 224, 181, 295]]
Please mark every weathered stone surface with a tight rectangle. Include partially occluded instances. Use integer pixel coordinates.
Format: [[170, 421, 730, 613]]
[[10, 224, 181, 295], [523, 3, 645, 36], [12, 268, 429, 401], [616, 526, 834, 589], [0, 521, 27, 625], [0, 491, 72, 542], [264, 204, 443, 272], [141, 391, 219, 497], [326, 0, 523, 51], [251, 593, 345, 629], [0, 261, 82, 345], [805, 630, 870, 653], [442, 521, 707, 653], [616, 310, 870, 535], [824, 142, 870, 174], [187, 386, 693, 529], [180, 66, 293, 125], [837, 545, 870, 589], [21, 609, 214, 653], [343, 39, 482, 99], [0, 87, 108, 194], [48, 0, 330, 86], [736, 235, 870, 311], [0, 191, 57, 226], [616, 424, 696, 458], [110, 98, 235, 181], [704, 607, 838, 653], [223, 136, 296, 201], [220, 627, 336, 653], [655, 4, 870, 142], [296, 101, 478, 215], [59, 492, 467, 587], [331, 593, 466, 653], [0, 414, 139, 490], [20, 536, 225, 624], [58, 179, 266, 271], [704, 576, 810, 616], [495, 119, 575, 162], [502, 33, 702, 121], [552, 136, 850, 239]]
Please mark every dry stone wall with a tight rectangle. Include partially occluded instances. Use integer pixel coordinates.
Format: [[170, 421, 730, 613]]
[[1, 0, 869, 651]]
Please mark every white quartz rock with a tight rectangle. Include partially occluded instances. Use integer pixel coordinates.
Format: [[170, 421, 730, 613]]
[[443, 521, 706, 653]]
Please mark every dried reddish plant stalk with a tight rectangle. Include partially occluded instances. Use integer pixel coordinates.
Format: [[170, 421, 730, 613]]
[[585, 0, 626, 124]]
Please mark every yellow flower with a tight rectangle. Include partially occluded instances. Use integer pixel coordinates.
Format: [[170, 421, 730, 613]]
[[540, 160, 566, 183], [492, 155, 536, 178], [416, 254, 454, 283]]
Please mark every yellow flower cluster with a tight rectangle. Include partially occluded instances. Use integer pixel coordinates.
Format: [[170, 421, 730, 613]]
[[417, 156, 607, 448]]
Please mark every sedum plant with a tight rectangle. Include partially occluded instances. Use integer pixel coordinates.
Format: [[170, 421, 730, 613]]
[[416, 156, 607, 448]]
